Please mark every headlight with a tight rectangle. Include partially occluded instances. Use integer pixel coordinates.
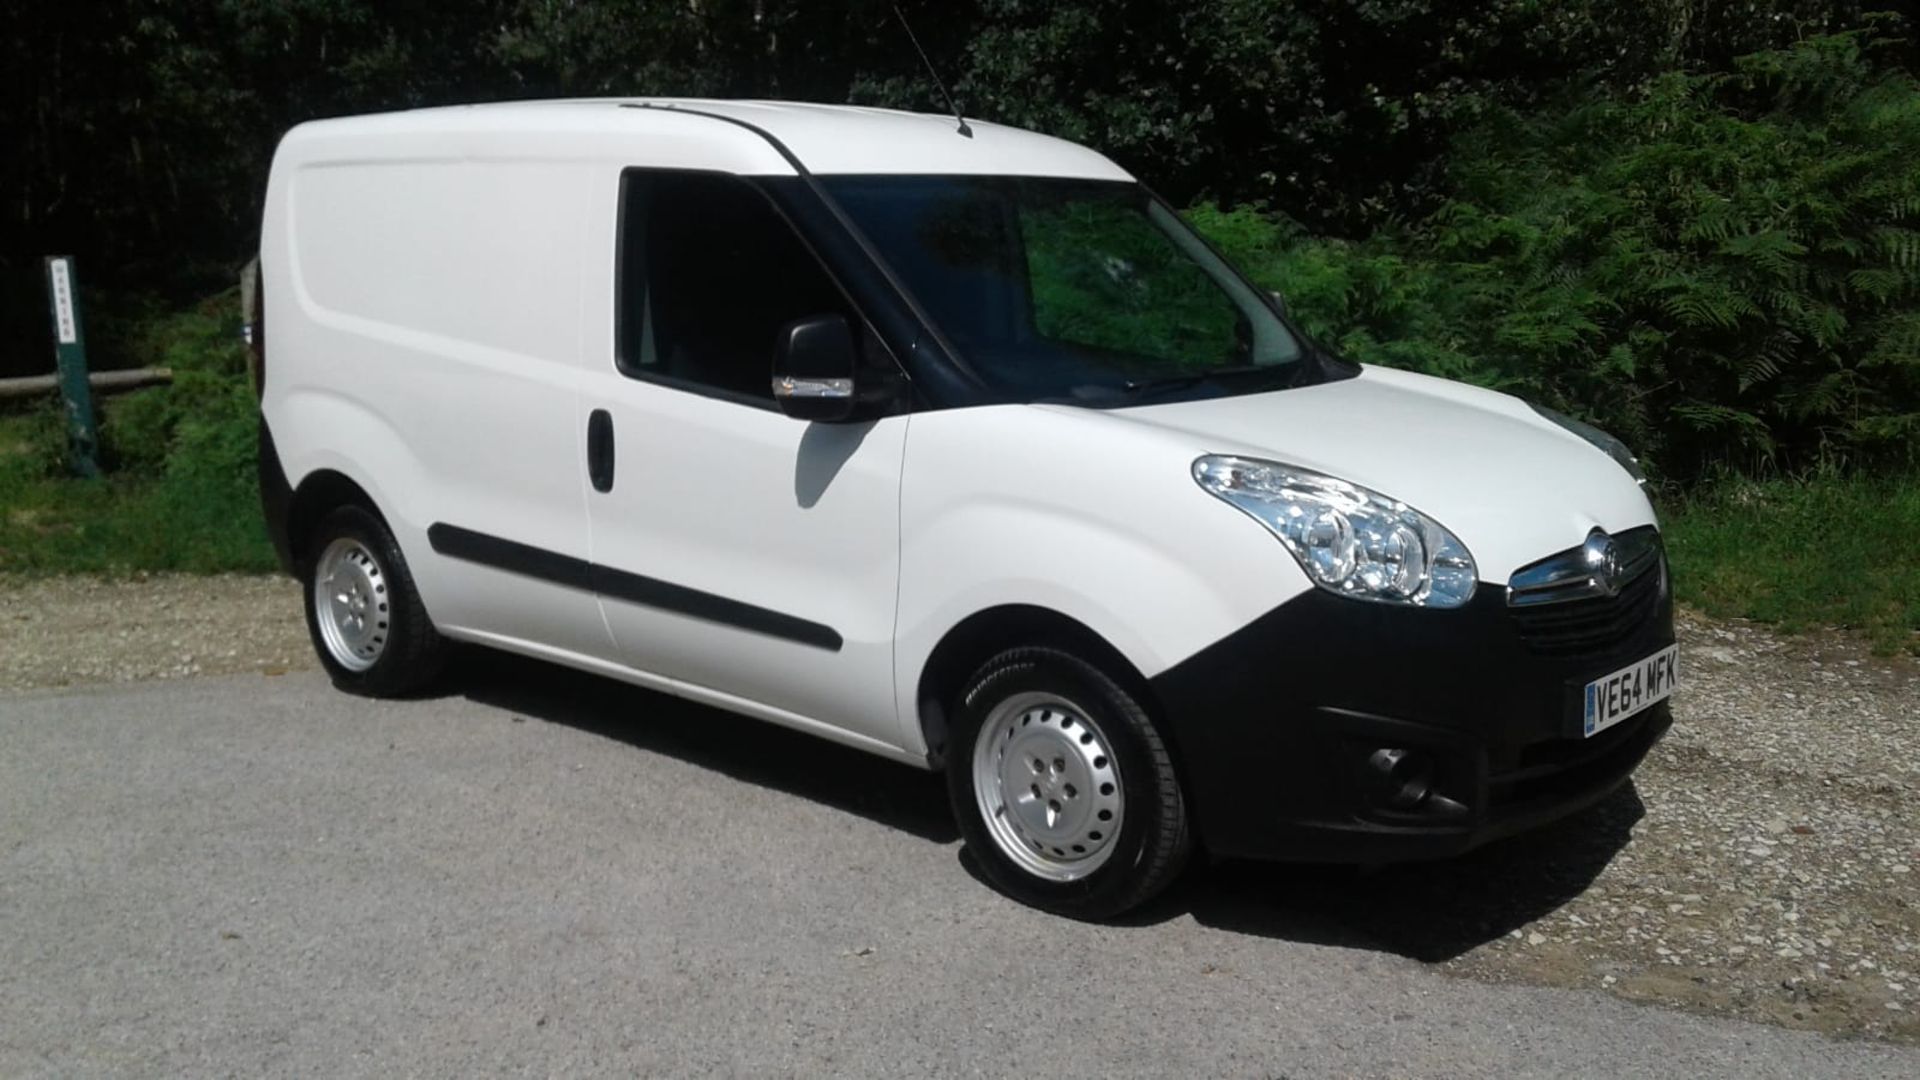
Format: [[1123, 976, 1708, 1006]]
[[1529, 403, 1646, 486], [1192, 456, 1477, 608]]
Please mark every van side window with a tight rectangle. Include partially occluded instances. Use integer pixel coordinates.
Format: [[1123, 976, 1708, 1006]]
[[617, 170, 856, 402]]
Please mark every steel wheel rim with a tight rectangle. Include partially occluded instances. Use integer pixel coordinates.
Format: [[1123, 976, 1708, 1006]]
[[313, 537, 390, 672], [971, 691, 1124, 882]]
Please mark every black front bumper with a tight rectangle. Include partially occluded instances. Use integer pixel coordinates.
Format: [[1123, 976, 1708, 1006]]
[[1148, 568, 1674, 863]]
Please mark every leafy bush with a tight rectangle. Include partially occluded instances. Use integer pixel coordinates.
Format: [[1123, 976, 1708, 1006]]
[[99, 299, 252, 471], [0, 400, 70, 477], [0, 294, 269, 574], [1187, 206, 1493, 383], [1190, 31, 1920, 480]]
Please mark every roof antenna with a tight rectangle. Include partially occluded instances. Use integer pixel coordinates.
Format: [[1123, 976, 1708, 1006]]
[[893, 4, 972, 138]]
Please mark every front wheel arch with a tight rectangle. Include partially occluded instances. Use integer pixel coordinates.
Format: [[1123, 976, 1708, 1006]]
[[915, 604, 1163, 769]]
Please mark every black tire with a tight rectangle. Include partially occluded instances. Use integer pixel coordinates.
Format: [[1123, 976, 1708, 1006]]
[[301, 504, 448, 697], [946, 646, 1191, 918]]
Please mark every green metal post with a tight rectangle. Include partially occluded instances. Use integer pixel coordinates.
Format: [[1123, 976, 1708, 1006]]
[[44, 255, 101, 478]]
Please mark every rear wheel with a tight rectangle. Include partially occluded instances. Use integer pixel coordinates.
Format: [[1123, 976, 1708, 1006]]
[[302, 505, 447, 696], [946, 646, 1191, 918]]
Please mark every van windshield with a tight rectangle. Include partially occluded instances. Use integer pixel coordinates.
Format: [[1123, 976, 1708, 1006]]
[[818, 176, 1308, 402]]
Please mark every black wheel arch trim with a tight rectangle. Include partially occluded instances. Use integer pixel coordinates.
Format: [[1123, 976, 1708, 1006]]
[[425, 523, 844, 652], [257, 417, 297, 577], [914, 603, 1156, 770]]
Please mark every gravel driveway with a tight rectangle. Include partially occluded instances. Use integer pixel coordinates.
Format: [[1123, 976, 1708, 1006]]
[[3, 574, 1916, 1046], [0, 574, 311, 688]]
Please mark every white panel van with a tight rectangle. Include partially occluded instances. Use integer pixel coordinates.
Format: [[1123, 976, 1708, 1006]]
[[257, 100, 1676, 916]]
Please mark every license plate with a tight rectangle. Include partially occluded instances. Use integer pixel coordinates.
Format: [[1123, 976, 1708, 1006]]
[[1582, 644, 1679, 737]]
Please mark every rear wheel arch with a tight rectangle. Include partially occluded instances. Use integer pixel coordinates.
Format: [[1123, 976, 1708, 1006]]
[[286, 469, 383, 573], [916, 605, 1164, 769], [302, 502, 449, 696]]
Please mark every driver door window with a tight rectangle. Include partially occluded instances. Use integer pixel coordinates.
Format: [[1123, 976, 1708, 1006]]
[[617, 170, 857, 403]]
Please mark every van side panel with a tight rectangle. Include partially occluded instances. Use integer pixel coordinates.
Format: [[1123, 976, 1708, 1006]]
[[292, 160, 585, 366], [892, 405, 1313, 754], [260, 109, 804, 667], [266, 141, 607, 658]]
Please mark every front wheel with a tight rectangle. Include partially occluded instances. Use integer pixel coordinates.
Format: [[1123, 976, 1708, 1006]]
[[946, 647, 1191, 918], [302, 505, 448, 697]]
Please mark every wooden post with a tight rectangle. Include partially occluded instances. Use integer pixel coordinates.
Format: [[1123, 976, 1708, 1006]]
[[240, 255, 261, 397], [0, 368, 173, 401], [44, 255, 101, 477]]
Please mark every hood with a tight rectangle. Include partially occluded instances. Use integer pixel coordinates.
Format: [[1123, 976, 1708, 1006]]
[[1046, 365, 1658, 582]]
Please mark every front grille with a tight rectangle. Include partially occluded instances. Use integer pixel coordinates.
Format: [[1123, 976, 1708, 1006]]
[[1508, 534, 1666, 656]]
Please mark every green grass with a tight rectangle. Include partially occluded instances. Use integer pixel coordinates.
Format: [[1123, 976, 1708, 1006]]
[[0, 409, 275, 576], [1662, 473, 1920, 655], [0, 297, 277, 575]]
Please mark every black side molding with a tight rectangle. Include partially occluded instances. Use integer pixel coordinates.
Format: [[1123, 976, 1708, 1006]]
[[426, 523, 843, 652], [428, 524, 596, 592]]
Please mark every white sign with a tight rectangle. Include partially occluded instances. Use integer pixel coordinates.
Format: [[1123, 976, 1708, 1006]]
[[49, 258, 77, 345]]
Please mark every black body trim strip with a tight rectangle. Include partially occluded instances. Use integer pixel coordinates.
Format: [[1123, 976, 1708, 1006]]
[[429, 524, 597, 591], [426, 523, 843, 652], [257, 418, 296, 577]]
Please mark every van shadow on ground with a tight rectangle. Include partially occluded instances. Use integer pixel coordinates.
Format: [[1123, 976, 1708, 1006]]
[[454, 649, 959, 845], [456, 648, 1641, 964], [1115, 784, 1643, 962]]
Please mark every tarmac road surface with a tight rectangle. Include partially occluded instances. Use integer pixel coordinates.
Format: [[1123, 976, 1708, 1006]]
[[4, 658, 1916, 1078]]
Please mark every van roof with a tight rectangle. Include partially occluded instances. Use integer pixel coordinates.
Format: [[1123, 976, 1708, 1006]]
[[285, 98, 1135, 181]]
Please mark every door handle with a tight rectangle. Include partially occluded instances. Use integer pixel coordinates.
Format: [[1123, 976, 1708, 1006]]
[[587, 409, 614, 493]]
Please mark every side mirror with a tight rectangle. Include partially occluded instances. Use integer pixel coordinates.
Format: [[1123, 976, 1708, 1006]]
[[772, 313, 857, 422], [1267, 289, 1289, 318]]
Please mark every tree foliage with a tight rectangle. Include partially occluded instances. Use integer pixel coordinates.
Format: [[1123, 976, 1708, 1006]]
[[2, 1, 1916, 477], [1197, 29, 1920, 477]]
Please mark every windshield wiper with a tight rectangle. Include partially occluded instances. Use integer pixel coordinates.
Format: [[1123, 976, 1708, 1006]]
[[1121, 364, 1288, 394]]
